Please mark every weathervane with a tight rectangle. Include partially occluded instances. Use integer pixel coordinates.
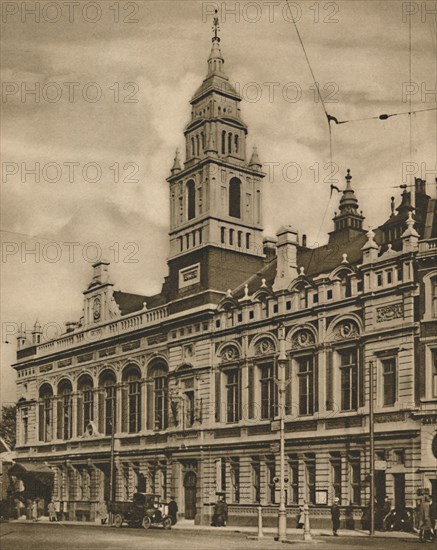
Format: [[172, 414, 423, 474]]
[[212, 9, 220, 41]]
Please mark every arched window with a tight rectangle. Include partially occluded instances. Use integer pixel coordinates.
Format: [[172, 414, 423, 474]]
[[221, 130, 226, 154], [77, 375, 94, 436], [228, 133, 233, 154], [99, 370, 117, 436], [294, 283, 308, 309], [432, 276, 437, 318], [187, 180, 196, 220], [122, 365, 142, 433], [234, 134, 239, 153], [148, 363, 168, 430], [38, 383, 53, 442], [57, 379, 73, 440], [338, 270, 352, 298], [229, 177, 241, 218]]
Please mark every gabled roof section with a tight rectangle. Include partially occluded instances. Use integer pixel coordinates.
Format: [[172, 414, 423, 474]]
[[113, 291, 146, 315]]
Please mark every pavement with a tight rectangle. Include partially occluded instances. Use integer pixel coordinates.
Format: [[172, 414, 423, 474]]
[[8, 516, 418, 539], [0, 521, 424, 550]]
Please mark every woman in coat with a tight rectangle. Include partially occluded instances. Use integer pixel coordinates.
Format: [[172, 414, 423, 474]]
[[211, 496, 228, 527]]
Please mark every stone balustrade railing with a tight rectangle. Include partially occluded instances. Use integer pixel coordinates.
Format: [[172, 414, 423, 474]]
[[30, 305, 168, 359]]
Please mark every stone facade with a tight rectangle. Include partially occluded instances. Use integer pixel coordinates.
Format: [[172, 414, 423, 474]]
[[11, 28, 437, 528]]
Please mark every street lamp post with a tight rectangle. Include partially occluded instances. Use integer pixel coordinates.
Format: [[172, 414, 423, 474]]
[[277, 324, 288, 542], [369, 360, 375, 536], [108, 388, 117, 525]]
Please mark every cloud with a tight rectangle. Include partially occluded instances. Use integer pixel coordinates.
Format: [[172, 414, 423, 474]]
[[1, 0, 436, 404]]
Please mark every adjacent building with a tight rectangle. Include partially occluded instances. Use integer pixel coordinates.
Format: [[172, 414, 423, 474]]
[[11, 28, 437, 528]]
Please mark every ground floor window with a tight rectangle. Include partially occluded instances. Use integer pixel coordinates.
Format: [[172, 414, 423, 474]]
[[230, 458, 240, 503], [267, 461, 276, 504], [305, 455, 316, 504], [330, 454, 342, 500], [252, 460, 261, 503], [289, 458, 299, 504], [349, 453, 361, 504]]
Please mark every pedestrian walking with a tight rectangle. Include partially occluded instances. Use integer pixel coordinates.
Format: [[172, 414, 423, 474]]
[[296, 505, 304, 528], [419, 495, 435, 543], [48, 500, 57, 522], [31, 499, 38, 522], [97, 501, 108, 525], [430, 496, 437, 532], [168, 496, 178, 525], [211, 494, 228, 527], [331, 497, 340, 536], [382, 496, 392, 530]]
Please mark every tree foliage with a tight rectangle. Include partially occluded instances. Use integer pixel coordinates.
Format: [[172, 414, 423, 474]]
[[0, 405, 17, 450]]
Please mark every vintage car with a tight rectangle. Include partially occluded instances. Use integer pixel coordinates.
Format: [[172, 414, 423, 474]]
[[108, 492, 172, 529]]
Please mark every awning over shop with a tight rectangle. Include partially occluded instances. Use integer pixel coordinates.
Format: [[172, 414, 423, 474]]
[[9, 462, 54, 485]]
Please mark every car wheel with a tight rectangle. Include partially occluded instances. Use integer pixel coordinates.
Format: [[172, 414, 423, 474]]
[[163, 517, 172, 530], [113, 514, 123, 528], [142, 516, 152, 529]]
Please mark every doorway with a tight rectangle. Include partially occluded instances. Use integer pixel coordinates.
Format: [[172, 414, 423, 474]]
[[183, 471, 197, 520], [393, 474, 405, 510], [375, 470, 386, 530]]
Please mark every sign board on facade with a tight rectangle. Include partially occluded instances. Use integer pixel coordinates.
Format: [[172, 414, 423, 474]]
[[270, 443, 280, 453], [179, 263, 200, 289], [315, 489, 328, 505], [271, 420, 280, 431]]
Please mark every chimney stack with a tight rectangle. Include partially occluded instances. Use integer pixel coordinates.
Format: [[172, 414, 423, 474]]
[[273, 226, 299, 292]]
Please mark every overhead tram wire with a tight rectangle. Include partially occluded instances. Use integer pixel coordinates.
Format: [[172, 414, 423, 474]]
[[285, 0, 336, 273], [326, 106, 437, 126]]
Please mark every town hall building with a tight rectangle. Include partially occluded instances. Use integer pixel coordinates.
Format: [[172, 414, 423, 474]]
[[10, 26, 437, 528]]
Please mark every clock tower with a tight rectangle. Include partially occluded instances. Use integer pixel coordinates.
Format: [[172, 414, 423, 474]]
[[163, 20, 266, 306]]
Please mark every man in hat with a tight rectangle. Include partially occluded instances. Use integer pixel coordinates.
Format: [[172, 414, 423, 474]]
[[168, 496, 178, 525], [331, 497, 340, 536]]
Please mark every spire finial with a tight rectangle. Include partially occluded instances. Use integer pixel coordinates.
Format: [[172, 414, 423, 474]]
[[249, 146, 262, 169], [212, 9, 220, 42], [171, 148, 182, 174], [345, 169, 352, 189]]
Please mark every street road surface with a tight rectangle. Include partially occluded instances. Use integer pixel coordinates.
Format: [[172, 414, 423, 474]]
[[0, 523, 421, 550]]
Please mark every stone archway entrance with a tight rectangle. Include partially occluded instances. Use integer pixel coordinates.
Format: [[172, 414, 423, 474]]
[[183, 471, 197, 520]]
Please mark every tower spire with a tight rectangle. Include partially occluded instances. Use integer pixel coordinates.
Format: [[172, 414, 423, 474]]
[[171, 148, 182, 174], [207, 10, 224, 76], [332, 169, 365, 235]]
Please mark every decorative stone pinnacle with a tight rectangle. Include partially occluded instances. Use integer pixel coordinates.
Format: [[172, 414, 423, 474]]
[[299, 266, 305, 276], [261, 278, 267, 288], [171, 148, 182, 173], [342, 253, 348, 264], [401, 210, 419, 238], [226, 288, 232, 297], [362, 228, 379, 251]]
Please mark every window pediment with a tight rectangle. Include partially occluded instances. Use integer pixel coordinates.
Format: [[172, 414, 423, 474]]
[[291, 329, 315, 350]]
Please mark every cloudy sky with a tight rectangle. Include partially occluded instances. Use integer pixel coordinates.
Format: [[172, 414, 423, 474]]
[[1, 0, 436, 404]]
